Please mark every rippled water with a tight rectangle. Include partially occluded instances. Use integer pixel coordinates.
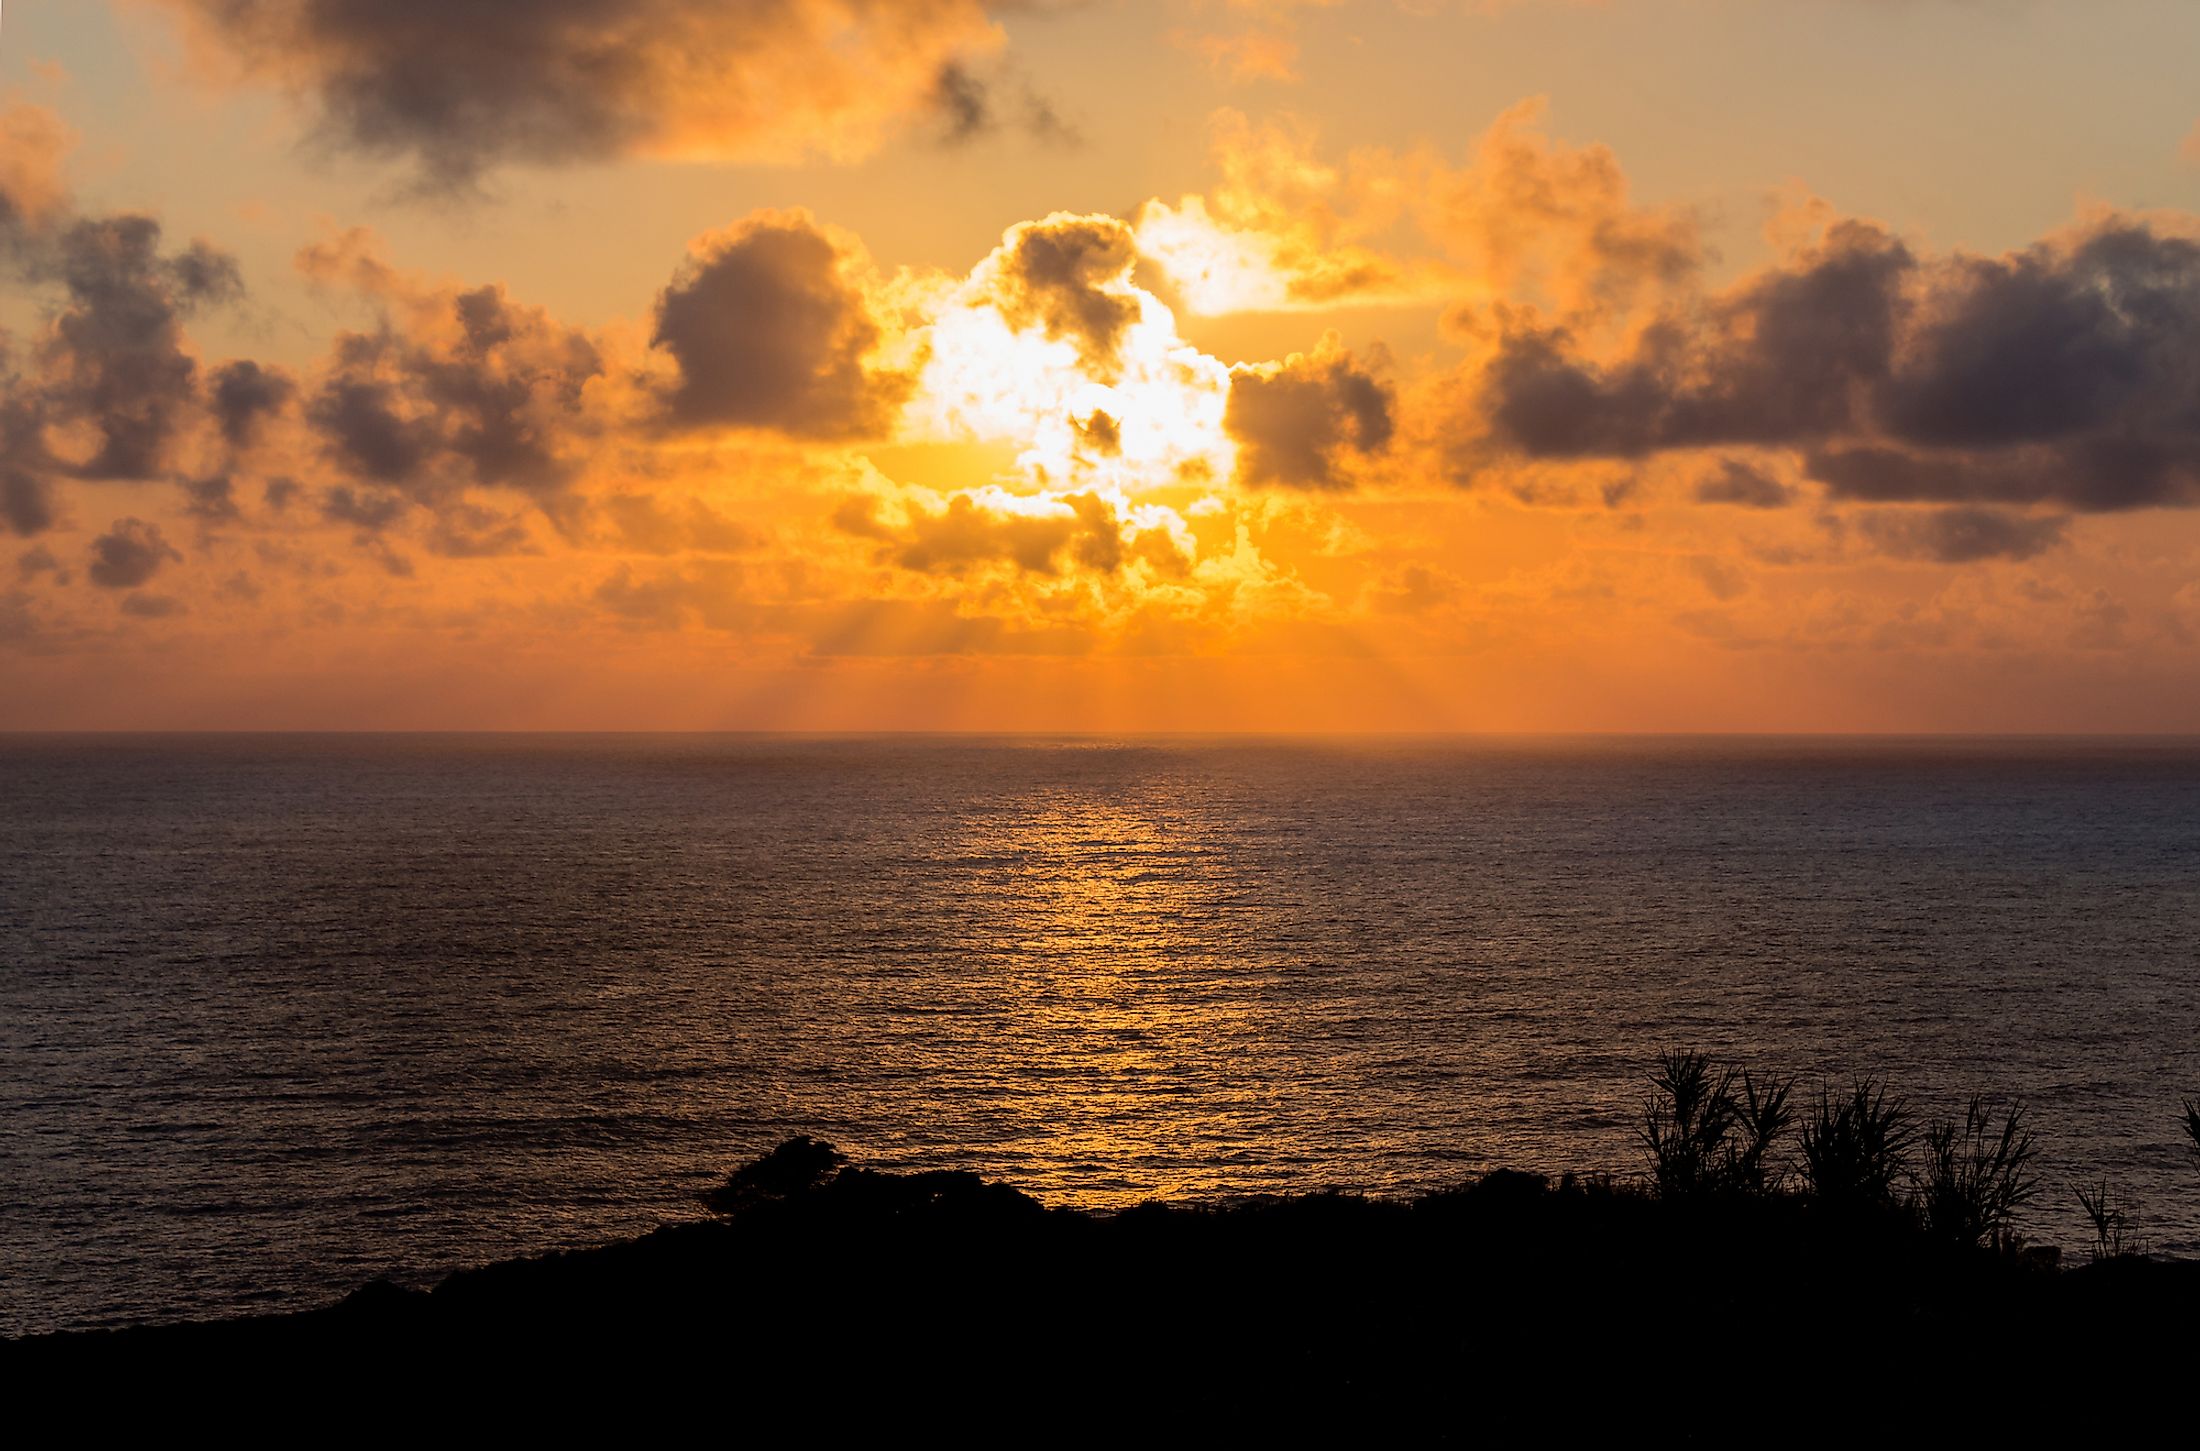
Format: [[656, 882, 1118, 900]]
[[4, 734, 2200, 1334]]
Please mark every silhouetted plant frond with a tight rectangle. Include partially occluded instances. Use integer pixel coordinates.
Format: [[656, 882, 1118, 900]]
[[1641, 1050, 1741, 1198], [1730, 1069, 1796, 1194], [1920, 1098, 2038, 1251], [1798, 1080, 1913, 1210], [2074, 1177, 2132, 1262], [1639, 1051, 1793, 1198], [2182, 1097, 2200, 1163]]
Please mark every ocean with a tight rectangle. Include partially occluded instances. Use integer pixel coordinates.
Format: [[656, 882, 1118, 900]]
[[3, 734, 2198, 1335]]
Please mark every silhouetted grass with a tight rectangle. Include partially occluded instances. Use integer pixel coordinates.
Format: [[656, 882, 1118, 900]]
[[2075, 1178, 2133, 1262], [1798, 1079, 1915, 1211], [1919, 1099, 2038, 1250], [1639, 1049, 1793, 1198]]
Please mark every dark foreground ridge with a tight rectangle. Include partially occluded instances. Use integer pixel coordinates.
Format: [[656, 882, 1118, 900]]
[[8, 1134, 2198, 1435]]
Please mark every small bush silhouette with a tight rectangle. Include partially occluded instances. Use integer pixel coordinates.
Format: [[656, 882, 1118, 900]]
[[1919, 1098, 2038, 1250], [702, 1135, 847, 1214], [2074, 1178, 2133, 1262], [1640, 1050, 1792, 1197], [1798, 1080, 1914, 1210]]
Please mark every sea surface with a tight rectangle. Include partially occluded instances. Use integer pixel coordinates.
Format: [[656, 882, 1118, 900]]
[[4, 734, 2199, 1334]]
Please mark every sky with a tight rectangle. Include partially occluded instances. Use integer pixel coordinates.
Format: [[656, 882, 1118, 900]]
[[4, 0, 2200, 731]]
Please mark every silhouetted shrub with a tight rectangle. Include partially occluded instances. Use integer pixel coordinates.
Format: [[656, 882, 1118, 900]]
[[1641, 1051, 1739, 1197], [1799, 1080, 1914, 1210], [1640, 1050, 1792, 1197], [1730, 1068, 1796, 1194], [2074, 1178, 2133, 1262], [1919, 1099, 2038, 1250], [702, 1135, 846, 1214]]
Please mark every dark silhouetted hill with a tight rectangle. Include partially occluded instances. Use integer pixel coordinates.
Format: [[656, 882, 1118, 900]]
[[7, 1139, 2196, 1435]]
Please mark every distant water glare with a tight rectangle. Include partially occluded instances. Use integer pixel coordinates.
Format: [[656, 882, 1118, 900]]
[[4, 734, 2200, 1334]]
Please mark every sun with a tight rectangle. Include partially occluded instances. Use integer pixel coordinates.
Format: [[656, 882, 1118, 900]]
[[907, 213, 1239, 500]]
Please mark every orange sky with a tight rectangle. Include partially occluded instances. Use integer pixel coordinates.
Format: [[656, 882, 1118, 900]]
[[5, 0, 2200, 730]]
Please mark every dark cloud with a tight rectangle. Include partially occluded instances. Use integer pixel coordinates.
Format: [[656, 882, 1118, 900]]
[[652, 213, 904, 439], [928, 61, 1076, 148], [86, 517, 182, 589], [1857, 507, 2068, 564], [1076, 409, 1121, 457], [424, 502, 534, 558], [1693, 459, 1793, 508], [181, 473, 242, 524], [16, 544, 64, 581], [1226, 341, 1395, 489], [306, 284, 603, 506], [319, 484, 410, 533], [0, 392, 58, 536], [987, 216, 1142, 379], [209, 359, 295, 450], [836, 489, 1191, 579], [884, 491, 1126, 575], [22, 216, 243, 482], [3, 106, 249, 533], [120, 592, 186, 619], [154, 1, 1005, 192], [931, 63, 993, 145], [1470, 215, 2200, 516], [1479, 220, 1911, 460]]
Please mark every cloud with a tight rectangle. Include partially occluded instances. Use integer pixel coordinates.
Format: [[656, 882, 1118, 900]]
[[885, 490, 1124, 575], [1425, 97, 1706, 328], [1134, 111, 1427, 315], [208, 359, 295, 450], [299, 247, 605, 515], [912, 212, 1237, 495], [120, 591, 186, 619], [18, 215, 243, 482], [1474, 219, 1911, 460], [835, 484, 1198, 583], [16, 544, 65, 582], [0, 391, 58, 536], [1226, 335, 1394, 489], [1693, 459, 1793, 509], [652, 211, 906, 439], [149, 0, 1011, 191], [1464, 213, 2200, 514], [3, 110, 248, 528], [181, 473, 241, 524], [86, 517, 182, 588], [1857, 507, 2068, 564], [927, 61, 1074, 148], [983, 214, 1145, 380]]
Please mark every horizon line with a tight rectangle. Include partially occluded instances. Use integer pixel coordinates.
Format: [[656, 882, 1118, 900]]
[[9, 728, 2200, 741]]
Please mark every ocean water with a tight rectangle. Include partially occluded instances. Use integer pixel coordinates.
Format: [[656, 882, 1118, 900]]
[[3, 733, 2198, 1334]]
